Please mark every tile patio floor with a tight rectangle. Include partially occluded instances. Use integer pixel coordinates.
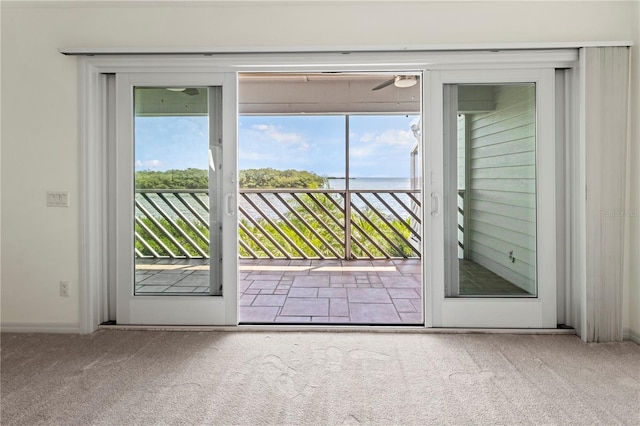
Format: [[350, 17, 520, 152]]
[[238, 259, 422, 324], [135, 257, 528, 325], [135, 258, 423, 325]]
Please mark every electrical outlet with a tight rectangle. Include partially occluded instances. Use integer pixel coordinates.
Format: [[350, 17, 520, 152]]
[[60, 281, 70, 297]]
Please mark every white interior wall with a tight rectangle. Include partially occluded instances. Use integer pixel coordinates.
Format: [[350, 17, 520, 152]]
[[1, 0, 638, 336]]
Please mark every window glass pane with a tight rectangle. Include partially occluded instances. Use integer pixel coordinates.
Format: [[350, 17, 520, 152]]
[[239, 115, 346, 183], [448, 84, 537, 297], [133, 87, 213, 296]]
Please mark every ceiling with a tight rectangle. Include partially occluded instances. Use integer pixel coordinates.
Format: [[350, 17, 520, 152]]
[[133, 74, 506, 116], [134, 72, 422, 116], [238, 72, 421, 114]]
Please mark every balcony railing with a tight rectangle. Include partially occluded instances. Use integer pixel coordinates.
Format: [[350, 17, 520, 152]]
[[135, 188, 422, 260]]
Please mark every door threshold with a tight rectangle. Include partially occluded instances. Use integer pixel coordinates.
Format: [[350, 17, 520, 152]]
[[98, 323, 576, 335]]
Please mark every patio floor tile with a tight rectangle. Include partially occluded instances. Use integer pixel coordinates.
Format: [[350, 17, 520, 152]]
[[349, 303, 401, 323], [252, 295, 287, 307], [280, 297, 329, 316], [163, 286, 198, 293], [288, 288, 318, 298], [292, 276, 331, 288], [392, 298, 417, 313], [274, 316, 311, 323], [347, 288, 392, 304], [238, 306, 279, 322], [173, 275, 209, 286], [136, 285, 171, 293], [140, 274, 185, 286], [330, 275, 357, 284], [248, 281, 279, 290], [328, 316, 351, 323], [282, 271, 311, 276], [330, 298, 349, 316], [149, 258, 425, 324], [411, 299, 423, 311], [246, 274, 281, 281], [395, 265, 422, 274], [379, 276, 421, 288], [387, 288, 420, 298], [399, 312, 423, 323], [239, 294, 256, 306], [318, 288, 347, 298]]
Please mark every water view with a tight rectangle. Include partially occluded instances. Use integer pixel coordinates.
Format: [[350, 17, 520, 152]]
[[325, 177, 412, 191]]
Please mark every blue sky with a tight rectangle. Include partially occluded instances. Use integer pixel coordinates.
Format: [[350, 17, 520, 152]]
[[135, 114, 420, 178]]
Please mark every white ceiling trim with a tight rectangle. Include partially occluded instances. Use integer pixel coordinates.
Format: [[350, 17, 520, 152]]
[[59, 41, 632, 56], [70, 49, 582, 74]]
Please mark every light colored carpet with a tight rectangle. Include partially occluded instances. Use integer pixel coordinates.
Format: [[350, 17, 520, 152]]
[[1, 331, 639, 425]]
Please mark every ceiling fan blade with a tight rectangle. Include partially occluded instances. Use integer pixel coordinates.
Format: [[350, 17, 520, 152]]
[[183, 88, 200, 96], [371, 79, 395, 91]]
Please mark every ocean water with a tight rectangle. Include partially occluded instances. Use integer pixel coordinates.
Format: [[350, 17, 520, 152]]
[[325, 177, 412, 191]]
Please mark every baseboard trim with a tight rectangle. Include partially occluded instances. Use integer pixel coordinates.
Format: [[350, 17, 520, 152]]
[[623, 328, 640, 344], [1, 322, 80, 334]]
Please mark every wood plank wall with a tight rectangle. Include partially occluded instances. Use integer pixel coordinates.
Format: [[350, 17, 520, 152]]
[[465, 85, 537, 293]]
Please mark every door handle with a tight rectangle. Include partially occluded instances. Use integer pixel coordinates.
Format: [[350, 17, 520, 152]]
[[431, 193, 439, 216], [225, 193, 234, 216]]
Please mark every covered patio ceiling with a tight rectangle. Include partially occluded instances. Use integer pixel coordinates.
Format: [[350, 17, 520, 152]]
[[238, 72, 421, 114], [134, 72, 499, 116], [134, 72, 422, 116]]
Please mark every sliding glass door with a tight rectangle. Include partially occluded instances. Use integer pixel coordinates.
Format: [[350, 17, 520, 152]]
[[428, 69, 557, 328], [115, 72, 238, 325], [110, 67, 558, 328]]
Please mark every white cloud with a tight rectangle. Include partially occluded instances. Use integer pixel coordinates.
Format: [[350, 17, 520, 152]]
[[251, 124, 304, 145], [351, 129, 415, 160], [358, 129, 415, 146], [135, 159, 164, 170], [359, 132, 376, 143], [350, 145, 376, 159], [239, 149, 277, 162], [298, 141, 310, 151]]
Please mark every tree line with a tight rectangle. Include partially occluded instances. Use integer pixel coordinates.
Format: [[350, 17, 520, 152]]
[[135, 168, 325, 189]]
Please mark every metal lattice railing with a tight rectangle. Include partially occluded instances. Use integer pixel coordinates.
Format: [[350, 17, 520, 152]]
[[135, 190, 210, 259], [135, 188, 422, 260]]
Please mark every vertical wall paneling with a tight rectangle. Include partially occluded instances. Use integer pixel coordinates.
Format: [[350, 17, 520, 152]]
[[466, 85, 537, 293]]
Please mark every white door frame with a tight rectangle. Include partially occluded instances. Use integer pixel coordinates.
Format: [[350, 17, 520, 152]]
[[77, 49, 577, 333], [114, 72, 238, 326], [428, 68, 557, 328]]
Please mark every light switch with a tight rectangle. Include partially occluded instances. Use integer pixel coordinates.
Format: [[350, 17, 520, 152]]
[[47, 191, 69, 207]]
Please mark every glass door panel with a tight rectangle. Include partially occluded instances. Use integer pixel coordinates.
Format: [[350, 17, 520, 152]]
[[115, 72, 237, 326], [134, 86, 221, 296], [445, 84, 537, 298], [428, 69, 557, 328]]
